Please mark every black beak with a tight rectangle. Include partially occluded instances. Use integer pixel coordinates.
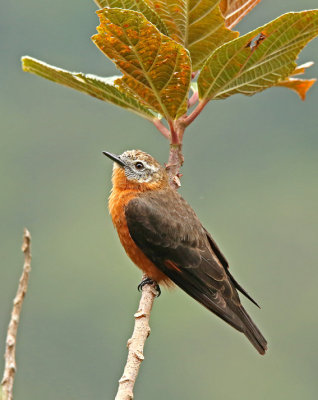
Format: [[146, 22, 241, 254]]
[[103, 151, 126, 167]]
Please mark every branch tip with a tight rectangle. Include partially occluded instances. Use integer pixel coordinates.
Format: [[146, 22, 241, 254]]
[[21, 228, 31, 252]]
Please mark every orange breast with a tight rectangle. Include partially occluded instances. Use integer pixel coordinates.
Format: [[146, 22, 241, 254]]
[[109, 187, 170, 285]]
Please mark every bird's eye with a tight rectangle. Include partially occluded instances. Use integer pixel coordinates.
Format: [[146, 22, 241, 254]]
[[135, 162, 144, 170]]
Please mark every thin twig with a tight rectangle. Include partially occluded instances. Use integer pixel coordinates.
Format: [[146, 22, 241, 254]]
[[115, 275, 158, 400], [152, 119, 171, 140], [188, 91, 199, 108], [183, 100, 208, 126], [1, 229, 32, 400]]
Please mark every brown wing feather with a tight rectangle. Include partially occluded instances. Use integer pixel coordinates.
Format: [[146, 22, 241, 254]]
[[125, 188, 267, 354], [204, 227, 260, 307]]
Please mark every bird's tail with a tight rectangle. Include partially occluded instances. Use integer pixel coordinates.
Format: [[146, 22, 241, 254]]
[[236, 305, 267, 355], [159, 263, 267, 354], [196, 289, 268, 355]]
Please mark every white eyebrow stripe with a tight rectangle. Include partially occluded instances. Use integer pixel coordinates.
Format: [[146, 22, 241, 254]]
[[137, 160, 159, 172]]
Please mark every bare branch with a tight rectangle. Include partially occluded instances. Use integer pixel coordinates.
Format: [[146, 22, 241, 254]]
[[114, 138, 185, 399], [1, 229, 32, 400], [115, 275, 158, 400]]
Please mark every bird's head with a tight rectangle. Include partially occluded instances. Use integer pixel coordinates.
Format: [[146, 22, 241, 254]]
[[103, 150, 168, 190]]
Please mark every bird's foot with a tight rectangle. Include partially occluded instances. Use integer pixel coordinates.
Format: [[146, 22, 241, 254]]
[[138, 277, 161, 297]]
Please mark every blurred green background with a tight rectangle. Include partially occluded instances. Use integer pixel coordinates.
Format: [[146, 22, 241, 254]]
[[1, 1, 318, 399]]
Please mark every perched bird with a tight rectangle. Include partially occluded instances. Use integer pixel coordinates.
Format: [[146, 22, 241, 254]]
[[104, 149, 267, 355]]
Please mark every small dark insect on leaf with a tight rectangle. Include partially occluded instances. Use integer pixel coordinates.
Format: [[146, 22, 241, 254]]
[[246, 32, 266, 51]]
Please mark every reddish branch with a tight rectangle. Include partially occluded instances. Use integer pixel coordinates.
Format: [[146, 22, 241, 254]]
[[1, 229, 32, 400], [188, 91, 199, 108], [183, 100, 208, 126], [152, 119, 170, 140]]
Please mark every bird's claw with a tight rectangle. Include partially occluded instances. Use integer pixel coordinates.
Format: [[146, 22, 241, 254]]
[[138, 277, 161, 297]]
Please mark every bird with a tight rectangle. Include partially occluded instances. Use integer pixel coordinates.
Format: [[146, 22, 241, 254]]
[[103, 149, 267, 355]]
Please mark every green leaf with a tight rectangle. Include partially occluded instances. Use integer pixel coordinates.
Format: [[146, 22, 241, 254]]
[[220, 0, 262, 29], [92, 8, 191, 120], [143, 0, 185, 43], [186, 0, 238, 70], [144, 0, 238, 70], [190, 81, 198, 94], [21, 56, 158, 120], [198, 11, 318, 101], [95, 0, 169, 36]]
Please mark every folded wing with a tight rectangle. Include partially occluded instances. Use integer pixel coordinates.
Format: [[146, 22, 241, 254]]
[[125, 189, 267, 354]]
